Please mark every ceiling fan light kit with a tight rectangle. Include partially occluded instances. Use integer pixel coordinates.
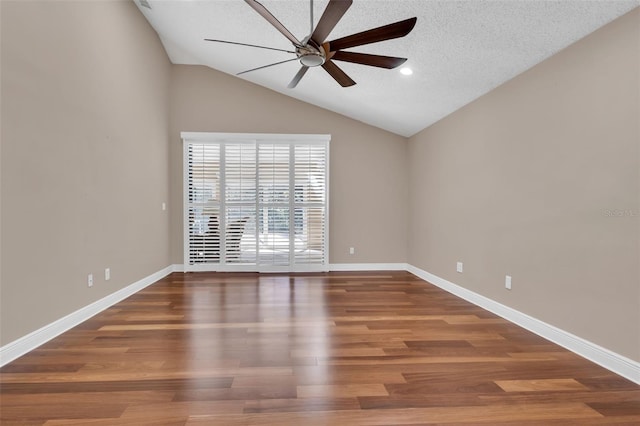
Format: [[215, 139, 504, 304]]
[[205, 0, 417, 88]]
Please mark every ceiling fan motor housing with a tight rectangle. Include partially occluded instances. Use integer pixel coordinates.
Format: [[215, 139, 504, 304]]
[[297, 42, 325, 67]]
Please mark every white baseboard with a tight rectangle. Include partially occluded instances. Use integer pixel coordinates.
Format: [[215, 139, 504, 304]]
[[4, 262, 638, 385], [0, 265, 175, 367], [406, 264, 640, 385], [329, 263, 409, 271], [172, 263, 408, 272]]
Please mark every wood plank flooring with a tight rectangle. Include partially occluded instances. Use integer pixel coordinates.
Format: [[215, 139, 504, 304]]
[[1, 271, 639, 425]]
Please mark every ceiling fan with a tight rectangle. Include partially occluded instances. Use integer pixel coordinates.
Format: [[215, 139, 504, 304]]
[[205, 0, 417, 88]]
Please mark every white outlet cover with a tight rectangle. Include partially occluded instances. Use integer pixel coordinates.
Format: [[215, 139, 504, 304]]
[[456, 262, 463, 273], [505, 275, 512, 290], [87, 274, 94, 287], [105, 268, 110, 281]]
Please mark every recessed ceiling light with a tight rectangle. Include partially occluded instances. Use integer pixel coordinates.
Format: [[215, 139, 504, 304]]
[[400, 67, 413, 76]]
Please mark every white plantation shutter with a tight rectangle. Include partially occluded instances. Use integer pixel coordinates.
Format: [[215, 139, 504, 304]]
[[186, 143, 221, 264], [183, 133, 329, 272], [294, 144, 327, 264], [224, 143, 257, 264], [258, 143, 291, 266]]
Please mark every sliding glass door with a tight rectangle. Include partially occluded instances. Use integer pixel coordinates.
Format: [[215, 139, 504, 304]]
[[183, 133, 329, 272]]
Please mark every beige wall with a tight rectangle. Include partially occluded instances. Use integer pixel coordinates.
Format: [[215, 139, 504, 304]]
[[0, 0, 171, 345], [169, 65, 408, 265], [408, 9, 640, 361]]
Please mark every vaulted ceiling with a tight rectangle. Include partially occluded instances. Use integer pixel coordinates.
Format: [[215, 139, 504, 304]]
[[136, 0, 639, 137]]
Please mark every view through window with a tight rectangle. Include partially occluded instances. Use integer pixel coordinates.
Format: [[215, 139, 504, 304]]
[[182, 133, 329, 272]]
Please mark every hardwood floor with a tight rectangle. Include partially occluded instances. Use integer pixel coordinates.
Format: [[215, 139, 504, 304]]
[[1, 271, 639, 425]]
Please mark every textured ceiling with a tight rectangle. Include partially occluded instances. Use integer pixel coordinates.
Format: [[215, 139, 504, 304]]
[[136, 0, 639, 137]]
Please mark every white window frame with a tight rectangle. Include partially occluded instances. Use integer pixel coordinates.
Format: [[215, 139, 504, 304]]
[[182, 132, 330, 273]]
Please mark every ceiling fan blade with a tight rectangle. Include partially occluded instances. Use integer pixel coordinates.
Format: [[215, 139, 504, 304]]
[[204, 39, 296, 54], [237, 58, 299, 76], [331, 51, 407, 69], [310, 0, 352, 44], [327, 17, 417, 51], [288, 66, 310, 89], [244, 0, 303, 47], [321, 60, 356, 87]]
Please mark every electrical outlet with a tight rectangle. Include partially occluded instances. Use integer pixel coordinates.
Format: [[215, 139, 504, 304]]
[[456, 262, 463, 273], [349, 247, 355, 255], [87, 273, 94, 287], [105, 268, 110, 281], [505, 275, 512, 290], [162, 202, 166, 211]]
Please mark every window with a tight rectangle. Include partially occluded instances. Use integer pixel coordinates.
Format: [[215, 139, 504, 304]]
[[182, 132, 329, 272]]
